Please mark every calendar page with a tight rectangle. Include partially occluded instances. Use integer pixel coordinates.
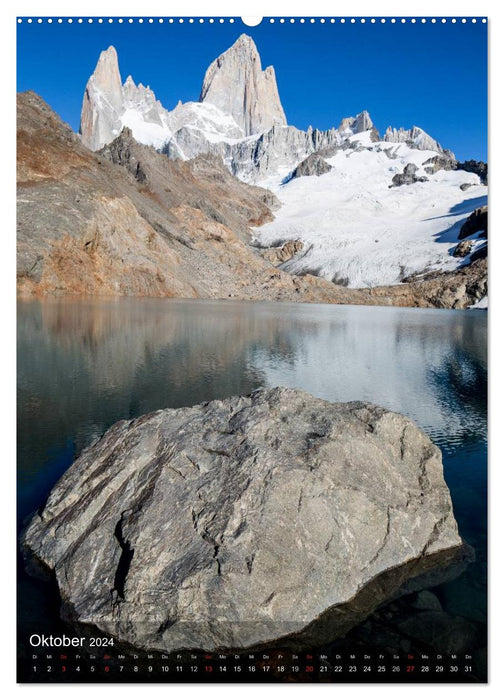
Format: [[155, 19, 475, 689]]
[[16, 14, 488, 684]]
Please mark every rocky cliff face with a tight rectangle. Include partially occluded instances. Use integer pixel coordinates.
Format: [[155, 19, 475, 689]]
[[164, 122, 347, 182], [23, 387, 462, 652], [80, 47, 124, 151], [98, 127, 278, 243], [384, 125, 454, 157], [18, 92, 281, 298], [79, 38, 452, 186], [200, 33, 286, 136], [163, 111, 379, 184], [80, 46, 176, 151], [456, 205, 488, 263], [459, 206, 488, 239]]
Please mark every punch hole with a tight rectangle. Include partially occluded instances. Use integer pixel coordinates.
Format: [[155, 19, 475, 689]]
[[242, 17, 263, 26]]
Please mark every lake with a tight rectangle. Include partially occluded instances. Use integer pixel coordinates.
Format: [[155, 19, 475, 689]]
[[17, 299, 487, 671]]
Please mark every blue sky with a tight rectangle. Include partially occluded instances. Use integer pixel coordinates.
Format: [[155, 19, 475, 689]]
[[17, 17, 487, 161]]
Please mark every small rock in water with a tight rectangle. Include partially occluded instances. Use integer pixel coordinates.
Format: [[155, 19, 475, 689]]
[[23, 387, 462, 653], [411, 590, 443, 611]]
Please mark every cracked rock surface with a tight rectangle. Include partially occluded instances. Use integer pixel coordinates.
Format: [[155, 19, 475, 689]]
[[23, 387, 461, 652]]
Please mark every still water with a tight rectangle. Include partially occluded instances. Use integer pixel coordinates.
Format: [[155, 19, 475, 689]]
[[17, 299, 487, 657]]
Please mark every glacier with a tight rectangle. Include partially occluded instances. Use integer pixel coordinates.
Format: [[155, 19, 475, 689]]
[[253, 133, 486, 288], [79, 36, 487, 292]]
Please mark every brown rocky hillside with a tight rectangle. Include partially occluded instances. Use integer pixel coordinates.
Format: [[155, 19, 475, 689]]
[[17, 91, 486, 308]]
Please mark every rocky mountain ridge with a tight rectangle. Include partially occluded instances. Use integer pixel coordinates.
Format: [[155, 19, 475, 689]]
[[384, 125, 454, 158], [80, 36, 457, 184], [18, 91, 281, 298], [17, 90, 487, 307]]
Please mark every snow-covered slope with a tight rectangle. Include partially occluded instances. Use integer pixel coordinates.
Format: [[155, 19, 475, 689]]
[[79, 36, 487, 294], [253, 132, 487, 288]]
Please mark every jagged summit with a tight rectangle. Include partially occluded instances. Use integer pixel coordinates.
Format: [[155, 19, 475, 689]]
[[80, 46, 178, 151], [337, 110, 374, 137], [384, 125, 451, 156], [80, 46, 124, 150], [199, 34, 286, 136], [79, 39, 453, 181], [80, 36, 287, 151], [88, 46, 122, 106]]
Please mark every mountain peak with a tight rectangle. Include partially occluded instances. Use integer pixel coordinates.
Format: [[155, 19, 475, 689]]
[[199, 35, 286, 136], [234, 33, 257, 48], [228, 34, 260, 57], [337, 110, 374, 137], [91, 46, 122, 101], [98, 45, 118, 62], [384, 124, 447, 154], [80, 45, 123, 150], [356, 110, 373, 127]]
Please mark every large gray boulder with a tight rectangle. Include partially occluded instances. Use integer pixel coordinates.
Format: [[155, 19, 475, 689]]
[[23, 388, 461, 652], [390, 163, 429, 188], [289, 154, 332, 180], [422, 154, 456, 175]]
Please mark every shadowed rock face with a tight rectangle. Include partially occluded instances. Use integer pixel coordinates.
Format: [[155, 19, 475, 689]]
[[457, 206, 488, 264], [23, 387, 461, 653], [289, 154, 332, 180], [459, 206, 488, 240], [456, 160, 488, 186]]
